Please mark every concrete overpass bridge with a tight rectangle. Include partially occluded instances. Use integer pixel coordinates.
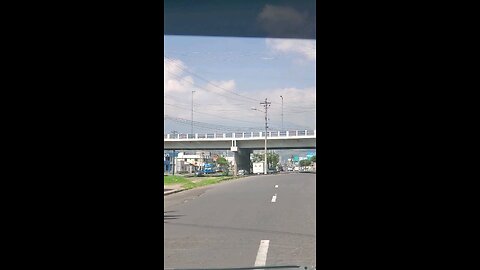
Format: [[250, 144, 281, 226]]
[[164, 130, 316, 173]]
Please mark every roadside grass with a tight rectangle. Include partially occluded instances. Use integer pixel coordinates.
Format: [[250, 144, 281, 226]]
[[163, 175, 192, 186], [164, 175, 238, 189]]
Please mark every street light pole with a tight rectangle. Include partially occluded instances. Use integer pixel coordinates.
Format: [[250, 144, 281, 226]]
[[280, 95, 284, 131], [171, 130, 178, 175], [191, 90, 195, 135]]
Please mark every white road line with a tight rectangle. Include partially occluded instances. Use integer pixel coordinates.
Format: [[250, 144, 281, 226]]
[[254, 240, 270, 266], [275, 185, 278, 188], [271, 194, 277, 203]]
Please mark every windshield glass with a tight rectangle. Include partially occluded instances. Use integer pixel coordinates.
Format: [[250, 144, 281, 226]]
[[164, 3, 316, 269]]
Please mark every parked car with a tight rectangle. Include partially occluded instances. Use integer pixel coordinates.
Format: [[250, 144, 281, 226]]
[[238, 169, 247, 175], [204, 163, 215, 174]]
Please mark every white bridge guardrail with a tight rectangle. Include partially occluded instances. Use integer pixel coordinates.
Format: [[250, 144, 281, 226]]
[[164, 130, 316, 140]]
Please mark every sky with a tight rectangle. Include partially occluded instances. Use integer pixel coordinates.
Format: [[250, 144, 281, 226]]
[[164, 35, 316, 135]]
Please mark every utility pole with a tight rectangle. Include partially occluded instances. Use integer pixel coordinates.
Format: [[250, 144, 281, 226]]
[[260, 98, 271, 174], [280, 95, 284, 131], [191, 90, 195, 135]]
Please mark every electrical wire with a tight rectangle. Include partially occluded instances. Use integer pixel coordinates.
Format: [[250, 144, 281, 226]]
[[165, 56, 263, 104]]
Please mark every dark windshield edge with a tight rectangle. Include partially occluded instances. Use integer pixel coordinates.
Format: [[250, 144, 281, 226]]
[[165, 265, 304, 270]]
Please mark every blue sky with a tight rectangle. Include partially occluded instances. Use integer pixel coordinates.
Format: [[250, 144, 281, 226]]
[[164, 35, 316, 134], [165, 36, 315, 90]]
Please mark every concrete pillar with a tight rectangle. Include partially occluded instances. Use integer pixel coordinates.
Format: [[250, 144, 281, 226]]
[[233, 148, 252, 174], [233, 152, 238, 177]]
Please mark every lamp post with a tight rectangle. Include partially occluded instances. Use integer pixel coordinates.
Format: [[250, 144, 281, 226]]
[[171, 130, 178, 175], [280, 95, 284, 131], [191, 90, 195, 135]]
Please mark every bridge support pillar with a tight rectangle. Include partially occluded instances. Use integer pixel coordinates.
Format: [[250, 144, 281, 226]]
[[233, 148, 252, 175]]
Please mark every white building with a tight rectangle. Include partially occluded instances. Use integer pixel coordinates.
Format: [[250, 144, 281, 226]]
[[225, 156, 235, 166], [174, 152, 205, 173]]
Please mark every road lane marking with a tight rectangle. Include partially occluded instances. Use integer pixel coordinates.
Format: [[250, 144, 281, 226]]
[[254, 240, 270, 266], [271, 194, 277, 202], [275, 185, 278, 188]]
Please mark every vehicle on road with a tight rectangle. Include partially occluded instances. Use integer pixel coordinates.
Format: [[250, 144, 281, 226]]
[[268, 168, 277, 174], [203, 163, 216, 174], [238, 169, 247, 176], [252, 162, 264, 174]]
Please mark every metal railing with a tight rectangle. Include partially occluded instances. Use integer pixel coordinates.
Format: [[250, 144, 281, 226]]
[[164, 130, 316, 140]]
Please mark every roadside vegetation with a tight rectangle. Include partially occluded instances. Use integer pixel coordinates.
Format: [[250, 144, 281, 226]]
[[299, 159, 312, 167], [251, 152, 279, 169], [164, 175, 239, 190]]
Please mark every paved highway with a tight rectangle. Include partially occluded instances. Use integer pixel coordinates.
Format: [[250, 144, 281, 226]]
[[164, 173, 316, 268]]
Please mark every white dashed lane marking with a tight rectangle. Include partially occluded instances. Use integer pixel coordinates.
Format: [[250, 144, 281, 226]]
[[254, 240, 270, 266], [271, 194, 277, 203], [275, 185, 278, 188]]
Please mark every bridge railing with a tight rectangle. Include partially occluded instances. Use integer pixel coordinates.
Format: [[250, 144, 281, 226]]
[[164, 130, 316, 140]]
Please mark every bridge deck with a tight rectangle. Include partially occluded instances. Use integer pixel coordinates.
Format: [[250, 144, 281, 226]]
[[164, 130, 316, 140], [164, 130, 316, 150]]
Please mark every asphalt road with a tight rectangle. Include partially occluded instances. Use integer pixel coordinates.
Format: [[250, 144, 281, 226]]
[[164, 173, 316, 268]]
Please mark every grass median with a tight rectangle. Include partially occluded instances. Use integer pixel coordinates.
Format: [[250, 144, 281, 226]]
[[164, 175, 239, 190]]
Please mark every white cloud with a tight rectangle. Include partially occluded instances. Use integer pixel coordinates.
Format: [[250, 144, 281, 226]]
[[251, 87, 316, 129], [205, 79, 236, 94], [164, 58, 195, 93], [164, 58, 315, 132], [191, 86, 315, 130], [266, 38, 316, 61]]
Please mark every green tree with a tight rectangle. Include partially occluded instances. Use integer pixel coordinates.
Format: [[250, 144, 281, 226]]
[[216, 156, 228, 167], [216, 156, 230, 175], [251, 152, 279, 169], [311, 155, 316, 162], [299, 159, 312, 167], [267, 152, 279, 169], [251, 153, 264, 163]]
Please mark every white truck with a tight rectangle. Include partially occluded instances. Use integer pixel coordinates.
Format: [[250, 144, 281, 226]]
[[252, 162, 264, 174]]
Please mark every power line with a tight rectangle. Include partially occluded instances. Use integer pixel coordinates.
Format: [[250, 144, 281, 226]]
[[164, 93, 203, 107], [165, 115, 267, 131], [165, 69, 258, 106], [283, 110, 316, 114], [165, 103, 267, 126], [165, 98, 312, 130], [166, 98, 311, 128], [164, 111, 302, 131], [165, 113, 308, 132], [165, 56, 262, 103], [165, 117, 232, 132], [282, 108, 316, 113], [165, 94, 251, 112], [165, 59, 317, 110], [166, 92, 315, 114], [165, 94, 245, 108]]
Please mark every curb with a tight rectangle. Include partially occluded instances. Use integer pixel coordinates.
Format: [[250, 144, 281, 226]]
[[164, 188, 187, 196]]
